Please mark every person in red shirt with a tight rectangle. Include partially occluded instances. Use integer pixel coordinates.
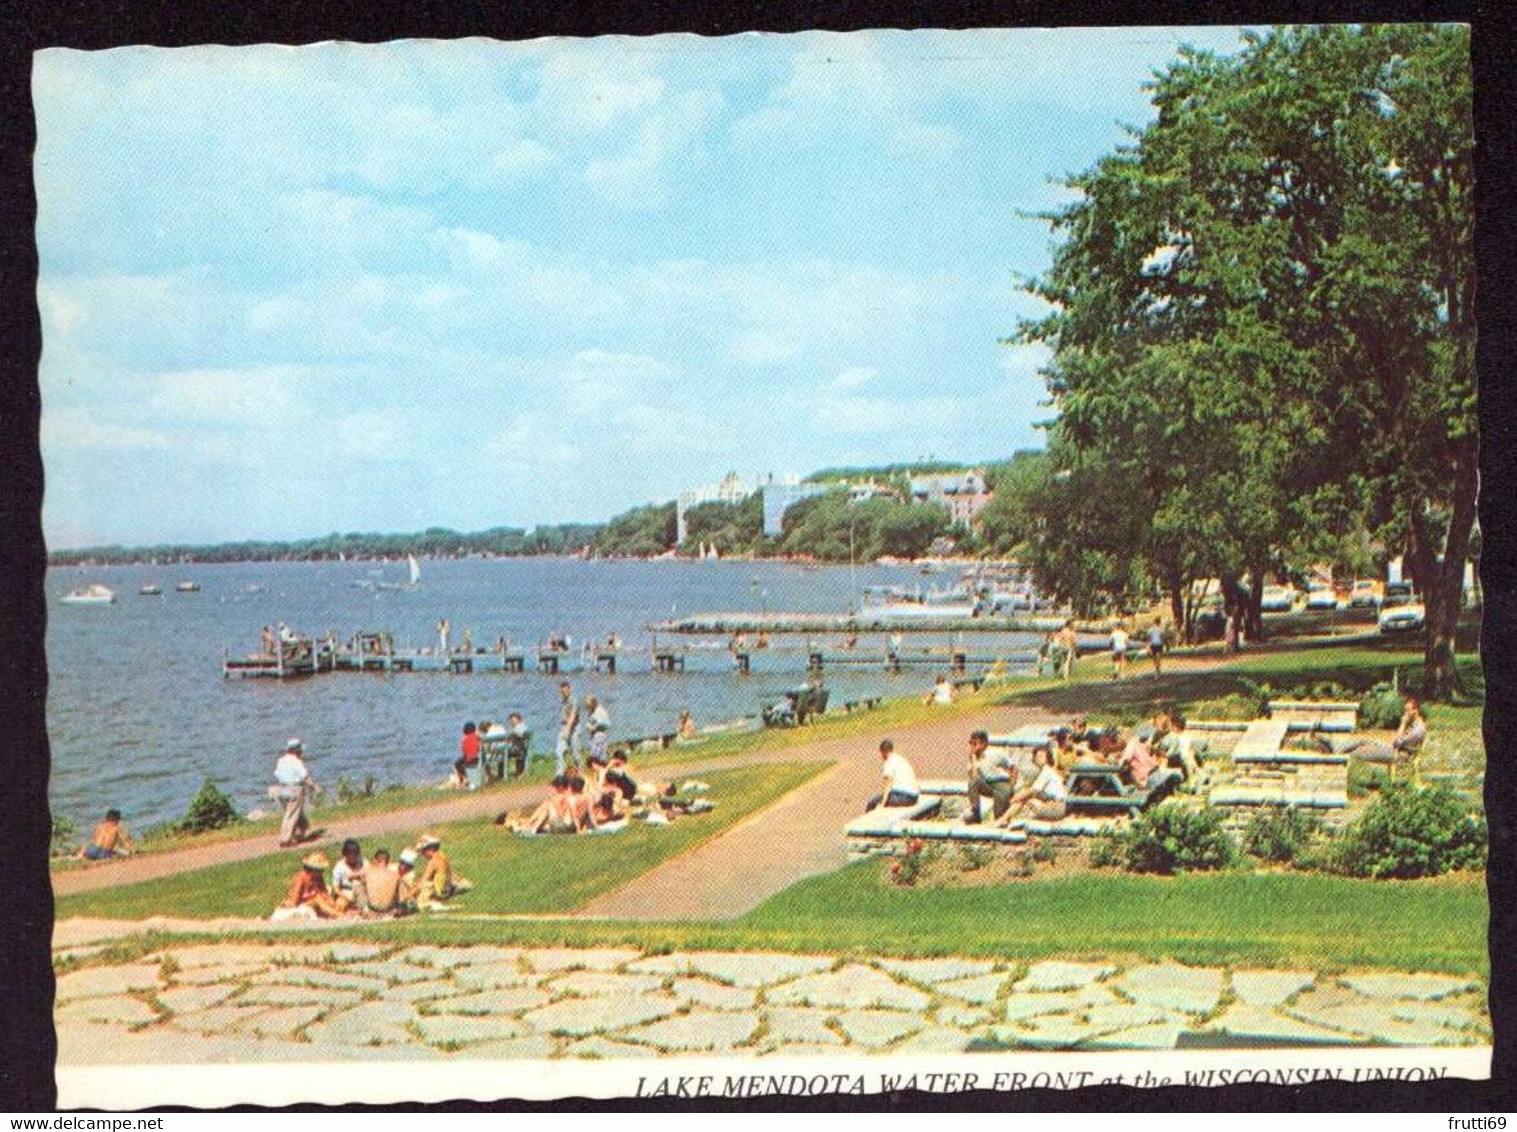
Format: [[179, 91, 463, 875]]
[[453, 721, 481, 788]]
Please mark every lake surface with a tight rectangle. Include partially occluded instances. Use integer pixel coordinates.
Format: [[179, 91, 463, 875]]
[[46, 558, 1040, 828]]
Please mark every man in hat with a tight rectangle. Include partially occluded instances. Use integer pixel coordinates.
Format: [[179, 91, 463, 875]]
[[395, 848, 421, 907], [273, 738, 319, 847], [414, 834, 469, 907], [281, 851, 348, 918]]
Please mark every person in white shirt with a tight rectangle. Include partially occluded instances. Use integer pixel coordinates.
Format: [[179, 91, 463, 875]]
[[997, 746, 1068, 823], [331, 838, 367, 907], [585, 695, 611, 761], [1110, 623, 1130, 679], [272, 738, 319, 847], [865, 739, 920, 811]]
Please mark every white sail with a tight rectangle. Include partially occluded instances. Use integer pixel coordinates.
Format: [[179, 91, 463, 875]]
[[408, 555, 422, 585]]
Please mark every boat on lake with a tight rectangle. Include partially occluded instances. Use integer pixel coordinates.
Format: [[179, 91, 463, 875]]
[[175, 580, 201, 593], [138, 582, 163, 596], [61, 583, 116, 605]]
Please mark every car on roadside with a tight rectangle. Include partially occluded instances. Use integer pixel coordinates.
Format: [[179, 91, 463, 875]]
[[1260, 585, 1300, 613], [1305, 585, 1341, 610], [1349, 579, 1384, 608], [1378, 591, 1426, 633]]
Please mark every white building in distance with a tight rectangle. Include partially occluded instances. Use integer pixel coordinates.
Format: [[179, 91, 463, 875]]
[[677, 471, 751, 544]]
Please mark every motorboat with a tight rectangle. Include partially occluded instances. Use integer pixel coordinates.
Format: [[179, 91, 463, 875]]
[[175, 580, 201, 593], [138, 582, 163, 596], [61, 583, 116, 605]]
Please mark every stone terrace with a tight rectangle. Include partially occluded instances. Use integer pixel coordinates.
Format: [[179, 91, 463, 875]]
[[55, 939, 1489, 1064]]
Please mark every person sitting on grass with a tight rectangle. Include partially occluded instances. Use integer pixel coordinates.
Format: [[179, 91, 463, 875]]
[[995, 746, 1068, 824], [678, 709, 698, 741], [924, 674, 954, 706], [278, 852, 350, 919], [413, 833, 470, 907], [506, 776, 579, 834], [77, 808, 134, 862], [1051, 729, 1082, 772], [359, 848, 410, 916], [864, 739, 920, 812], [565, 774, 598, 831], [331, 838, 367, 908], [395, 848, 421, 906], [586, 753, 630, 824]]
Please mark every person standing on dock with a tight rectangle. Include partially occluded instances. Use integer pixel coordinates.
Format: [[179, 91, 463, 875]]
[[260, 625, 275, 658], [273, 738, 319, 847], [556, 681, 580, 774], [437, 619, 450, 656]]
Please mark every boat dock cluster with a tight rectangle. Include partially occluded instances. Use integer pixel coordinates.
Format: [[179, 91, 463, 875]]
[[221, 621, 1076, 681]]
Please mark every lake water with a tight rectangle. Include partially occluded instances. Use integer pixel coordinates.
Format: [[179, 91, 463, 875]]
[[46, 558, 1040, 828]]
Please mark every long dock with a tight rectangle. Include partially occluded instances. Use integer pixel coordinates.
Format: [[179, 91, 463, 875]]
[[647, 612, 1099, 635]]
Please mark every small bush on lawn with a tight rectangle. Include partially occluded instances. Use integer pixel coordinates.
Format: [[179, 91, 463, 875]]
[[1243, 806, 1324, 864], [1358, 683, 1406, 730], [957, 843, 994, 872], [1088, 828, 1125, 868], [50, 811, 79, 857], [1284, 680, 1357, 703], [890, 838, 931, 886], [1327, 782, 1486, 879], [1122, 803, 1236, 874], [179, 779, 239, 834]]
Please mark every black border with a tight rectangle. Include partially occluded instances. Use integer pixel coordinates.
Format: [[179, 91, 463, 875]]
[[2, 0, 1510, 1113]]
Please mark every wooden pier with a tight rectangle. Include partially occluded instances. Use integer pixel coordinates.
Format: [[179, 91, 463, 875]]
[[648, 612, 1106, 635]]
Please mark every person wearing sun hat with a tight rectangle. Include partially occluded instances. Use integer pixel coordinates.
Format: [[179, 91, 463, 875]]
[[413, 833, 470, 907], [280, 850, 348, 918], [272, 737, 320, 847]]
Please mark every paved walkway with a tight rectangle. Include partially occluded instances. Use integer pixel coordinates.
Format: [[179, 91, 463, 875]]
[[52, 936, 1490, 1065], [579, 703, 1052, 920]]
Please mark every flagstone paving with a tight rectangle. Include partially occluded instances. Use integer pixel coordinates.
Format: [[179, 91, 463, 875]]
[[54, 939, 1490, 1064]]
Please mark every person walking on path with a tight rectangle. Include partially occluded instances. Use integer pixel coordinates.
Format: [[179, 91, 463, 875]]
[[555, 681, 580, 775], [273, 738, 319, 847], [585, 695, 611, 763], [1057, 621, 1079, 680], [1110, 622, 1130, 680], [1147, 619, 1165, 676]]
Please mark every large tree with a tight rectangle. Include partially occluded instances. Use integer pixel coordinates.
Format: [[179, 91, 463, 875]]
[[1020, 25, 1474, 694]]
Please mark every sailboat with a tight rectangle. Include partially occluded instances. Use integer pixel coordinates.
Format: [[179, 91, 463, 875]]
[[376, 554, 422, 591]]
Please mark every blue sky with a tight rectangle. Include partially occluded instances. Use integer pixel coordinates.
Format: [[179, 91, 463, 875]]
[[34, 27, 1248, 548]]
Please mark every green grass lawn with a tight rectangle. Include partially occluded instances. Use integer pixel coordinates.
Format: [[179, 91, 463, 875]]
[[92, 864, 1487, 976], [55, 761, 826, 921]]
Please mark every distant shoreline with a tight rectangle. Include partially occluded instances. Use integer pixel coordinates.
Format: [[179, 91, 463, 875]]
[[47, 551, 993, 569]]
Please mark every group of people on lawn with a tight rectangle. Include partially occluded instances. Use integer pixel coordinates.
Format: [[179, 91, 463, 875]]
[[275, 832, 468, 920], [861, 712, 1208, 827], [498, 747, 710, 835]]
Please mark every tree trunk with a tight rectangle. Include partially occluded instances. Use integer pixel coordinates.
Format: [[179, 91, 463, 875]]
[[1167, 571, 1187, 645], [1221, 571, 1241, 654], [1417, 439, 1479, 701], [1246, 568, 1266, 642]]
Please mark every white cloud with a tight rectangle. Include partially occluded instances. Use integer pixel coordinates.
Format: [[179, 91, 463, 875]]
[[583, 88, 724, 208], [831, 366, 877, 389], [532, 50, 666, 134], [147, 367, 307, 429], [40, 406, 167, 451]]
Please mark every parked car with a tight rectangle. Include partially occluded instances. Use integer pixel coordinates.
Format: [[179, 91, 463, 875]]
[[1260, 585, 1299, 613], [1378, 592, 1426, 634], [1305, 586, 1340, 610], [1349, 579, 1384, 608]]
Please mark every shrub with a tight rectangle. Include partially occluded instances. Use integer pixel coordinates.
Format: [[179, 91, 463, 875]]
[[1031, 838, 1058, 864], [957, 843, 994, 872], [335, 775, 377, 804], [179, 779, 239, 834], [1243, 806, 1324, 863], [50, 811, 79, 857], [1088, 829, 1125, 868], [1121, 803, 1236, 874], [1358, 683, 1406, 730], [1327, 782, 1486, 879], [889, 838, 929, 886], [1283, 680, 1356, 703]]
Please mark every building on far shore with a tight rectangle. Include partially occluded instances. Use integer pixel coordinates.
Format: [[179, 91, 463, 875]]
[[761, 477, 829, 537], [677, 472, 751, 544], [910, 470, 992, 528]]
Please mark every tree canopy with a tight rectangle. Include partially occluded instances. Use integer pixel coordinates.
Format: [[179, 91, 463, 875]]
[[1017, 24, 1474, 695]]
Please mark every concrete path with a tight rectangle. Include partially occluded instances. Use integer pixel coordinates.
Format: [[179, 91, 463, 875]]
[[579, 703, 1054, 920]]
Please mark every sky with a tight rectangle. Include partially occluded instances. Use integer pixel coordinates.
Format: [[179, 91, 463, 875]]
[[34, 27, 1249, 548]]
